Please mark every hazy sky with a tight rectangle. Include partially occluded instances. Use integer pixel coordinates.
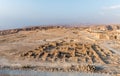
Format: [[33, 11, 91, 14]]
[[0, 0, 120, 29]]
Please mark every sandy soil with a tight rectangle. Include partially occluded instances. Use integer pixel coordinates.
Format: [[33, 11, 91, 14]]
[[0, 25, 120, 75]]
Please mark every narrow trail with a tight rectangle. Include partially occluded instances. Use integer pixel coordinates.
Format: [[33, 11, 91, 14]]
[[101, 41, 120, 56]]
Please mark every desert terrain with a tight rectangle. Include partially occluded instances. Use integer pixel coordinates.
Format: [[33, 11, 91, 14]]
[[0, 25, 120, 75]]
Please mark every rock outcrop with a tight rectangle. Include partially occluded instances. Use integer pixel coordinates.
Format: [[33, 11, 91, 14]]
[[0, 26, 64, 35]]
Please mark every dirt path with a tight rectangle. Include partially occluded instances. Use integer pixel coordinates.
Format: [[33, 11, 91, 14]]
[[101, 41, 120, 56]]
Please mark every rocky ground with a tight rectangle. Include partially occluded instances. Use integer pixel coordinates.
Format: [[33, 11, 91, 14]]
[[0, 25, 120, 75]]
